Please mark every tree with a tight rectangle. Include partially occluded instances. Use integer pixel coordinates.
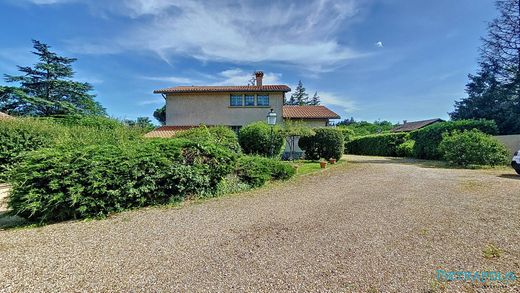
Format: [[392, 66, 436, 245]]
[[124, 117, 155, 131], [450, 0, 520, 134], [288, 80, 309, 105], [1, 40, 105, 116], [153, 105, 166, 125], [310, 91, 321, 105], [247, 72, 256, 86]]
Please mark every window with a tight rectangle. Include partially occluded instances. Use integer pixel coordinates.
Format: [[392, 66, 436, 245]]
[[230, 95, 243, 106], [257, 95, 269, 106], [244, 95, 255, 106]]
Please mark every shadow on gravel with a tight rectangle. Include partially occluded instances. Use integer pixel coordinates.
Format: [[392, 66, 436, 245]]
[[498, 174, 520, 180], [348, 157, 455, 169]]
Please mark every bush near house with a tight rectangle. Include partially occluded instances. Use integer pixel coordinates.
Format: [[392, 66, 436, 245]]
[[238, 121, 284, 157], [410, 119, 498, 160], [176, 125, 241, 154], [439, 129, 509, 167], [346, 132, 408, 157], [8, 139, 237, 222], [396, 139, 415, 157], [0, 116, 144, 181], [298, 128, 344, 161], [0, 118, 61, 180], [235, 156, 296, 187]]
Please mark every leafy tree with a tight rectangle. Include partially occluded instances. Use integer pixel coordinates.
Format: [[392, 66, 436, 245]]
[[124, 117, 155, 131], [288, 80, 309, 105], [310, 91, 321, 105], [1, 40, 105, 116], [153, 105, 166, 125], [450, 0, 520, 134]]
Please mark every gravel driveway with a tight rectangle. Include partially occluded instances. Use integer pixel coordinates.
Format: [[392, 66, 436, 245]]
[[0, 156, 519, 292]]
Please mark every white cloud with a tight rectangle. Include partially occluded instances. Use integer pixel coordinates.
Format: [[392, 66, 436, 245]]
[[375, 41, 384, 48], [318, 91, 358, 113], [138, 97, 164, 105], [142, 76, 200, 84], [26, 0, 367, 72], [211, 68, 282, 86]]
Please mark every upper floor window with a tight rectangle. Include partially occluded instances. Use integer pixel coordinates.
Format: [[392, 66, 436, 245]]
[[230, 95, 243, 107], [257, 95, 269, 106], [244, 95, 255, 106]]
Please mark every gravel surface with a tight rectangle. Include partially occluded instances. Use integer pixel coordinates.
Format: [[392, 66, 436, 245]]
[[0, 155, 519, 292]]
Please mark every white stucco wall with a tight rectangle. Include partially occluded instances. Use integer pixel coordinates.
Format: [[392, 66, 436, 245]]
[[165, 92, 284, 126]]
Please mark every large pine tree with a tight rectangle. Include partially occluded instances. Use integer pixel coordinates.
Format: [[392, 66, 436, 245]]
[[288, 80, 309, 105], [450, 0, 520, 134], [0, 40, 105, 116], [310, 91, 321, 105]]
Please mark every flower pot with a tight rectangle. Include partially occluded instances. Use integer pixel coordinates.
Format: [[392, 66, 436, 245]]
[[329, 158, 336, 164], [320, 161, 327, 168]]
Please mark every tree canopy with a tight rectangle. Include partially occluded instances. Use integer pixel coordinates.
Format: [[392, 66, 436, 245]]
[[0, 40, 105, 117], [450, 0, 520, 134]]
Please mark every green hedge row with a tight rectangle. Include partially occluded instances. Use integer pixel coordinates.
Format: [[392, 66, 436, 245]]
[[298, 128, 344, 160], [239, 121, 284, 157], [7, 139, 236, 222], [410, 119, 499, 160], [346, 132, 408, 157], [236, 156, 296, 187]]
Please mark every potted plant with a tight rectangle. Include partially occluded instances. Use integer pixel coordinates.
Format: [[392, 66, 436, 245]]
[[329, 158, 336, 164], [319, 160, 327, 168]]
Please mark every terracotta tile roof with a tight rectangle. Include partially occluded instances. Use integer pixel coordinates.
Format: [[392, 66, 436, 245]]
[[282, 105, 340, 119], [154, 85, 291, 94], [144, 125, 198, 138], [391, 118, 443, 132], [0, 112, 13, 120]]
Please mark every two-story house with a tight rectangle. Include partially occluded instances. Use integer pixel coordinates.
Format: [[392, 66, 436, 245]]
[[145, 71, 340, 138]]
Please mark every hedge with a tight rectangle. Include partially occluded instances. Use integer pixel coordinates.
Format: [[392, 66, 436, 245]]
[[176, 125, 241, 154], [238, 121, 284, 157], [7, 139, 236, 222], [298, 128, 344, 160], [439, 129, 509, 167], [410, 119, 499, 160], [0, 117, 144, 181], [235, 156, 296, 187], [0, 118, 62, 180], [346, 132, 408, 156]]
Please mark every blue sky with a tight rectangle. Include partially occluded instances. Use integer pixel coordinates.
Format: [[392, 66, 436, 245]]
[[0, 0, 496, 124]]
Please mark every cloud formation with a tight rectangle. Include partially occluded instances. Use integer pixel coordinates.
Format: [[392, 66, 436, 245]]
[[23, 0, 366, 71], [375, 41, 384, 48]]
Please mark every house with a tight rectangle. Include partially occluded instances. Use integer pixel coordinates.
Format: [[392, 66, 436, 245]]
[[146, 71, 340, 138], [391, 118, 443, 133]]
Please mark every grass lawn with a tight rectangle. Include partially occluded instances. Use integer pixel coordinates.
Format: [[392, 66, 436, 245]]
[[289, 157, 346, 176]]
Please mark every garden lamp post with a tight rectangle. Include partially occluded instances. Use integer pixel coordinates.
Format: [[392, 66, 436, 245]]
[[267, 109, 277, 157]]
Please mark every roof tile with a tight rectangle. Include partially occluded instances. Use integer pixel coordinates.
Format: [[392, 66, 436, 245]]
[[154, 85, 291, 94], [282, 105, 340, 119]]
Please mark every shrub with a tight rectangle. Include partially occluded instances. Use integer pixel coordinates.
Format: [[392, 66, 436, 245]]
[[438, 129, 509, 167], [238, 121, 284, 157], [7, 139, 236, 222], [176, 125, 241, 154], [346, 133, 408, 156], [298, 128, 345, 161], [410, 119, 498, 160], [0, 118, 62, 179], [337, 127, 355, 144], [235, 156, 296, 187], [396, 140, 415, 157]]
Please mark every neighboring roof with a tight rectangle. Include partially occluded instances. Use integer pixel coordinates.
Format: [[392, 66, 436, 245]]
[[0, 112, 13, 120], [391, 118, 443, 132], [282, 105, 341, 120], [144, 125, 198, 138], [154, 85, 291, 94]]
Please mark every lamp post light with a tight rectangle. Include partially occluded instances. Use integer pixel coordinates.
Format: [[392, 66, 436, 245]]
[[266, 109, 277, 157]]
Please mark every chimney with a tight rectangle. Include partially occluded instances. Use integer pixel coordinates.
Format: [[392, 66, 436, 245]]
[[255, 71, 264, 86]]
